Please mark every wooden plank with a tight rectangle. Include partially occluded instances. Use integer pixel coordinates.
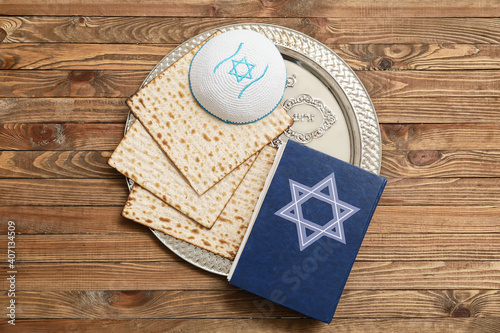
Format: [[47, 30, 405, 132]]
[[0, 98, 129, 123], [356, 71, 500, 98], [381, 124, 500, 151], [332, 44, 500, 71], [4, 318, 500, 333], [374, 97, 500, 124], [0, 289, 298, 319], [359, 234, 500, 261], [337, 289, 500, 318], [1, 97, 498, 124], [7, 233, 500, 263], [0, 179, 129, 206], [1, 123, 498, 152], [0, 17, 308, 44], [382, 178, 500, 206], [370, 206, 500, 234], [0, 70, 146, 98], [0, 124, 124, 150], [321, 18, 500, 44], [0, 43, 173, 70], [2, 149, 499, 179], [381, 150, 500, 178], [0, 151, 119, 178], [0, 206, 143, 234], [0, 2, 499, 18], [2, 205, 498, 235], [2, 17, 500, 44], [2, 289, 500, 318], [3, 43, 500, 71], [11, 234, 177, 262], [0, 262, 227, 291], [2, 261, 500, 291], [2, 70, 500, 98], [1, 178, 499, 206]]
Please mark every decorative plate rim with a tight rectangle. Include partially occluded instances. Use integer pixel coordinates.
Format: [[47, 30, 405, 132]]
[[124, 23, 382, 276]]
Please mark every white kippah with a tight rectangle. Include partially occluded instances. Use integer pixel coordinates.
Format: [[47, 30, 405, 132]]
[[189, 29, 287, 124]]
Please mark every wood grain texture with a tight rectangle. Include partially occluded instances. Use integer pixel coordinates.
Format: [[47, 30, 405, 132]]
[[0, 206, 142, 234], [320, 18, 500, 44], [11, 234, 178, 262], [3, 43, 500, 71], [0, 98, 129, 123], [2, 289, 499, 318], [1, 3, 500, 18], [0, 289, 299, 319], [382, 178, 500, 206], [1, 123, 498, 152], [7, 233, 500, 263], [374, 97, 500, 124], [381, 150, 500, 178], [0, 124, 124, 150], [2, 318, 500, 333], [2, 17, 500, 44], [336, 289, 500, 317], [356, 70, 500, 98], [2, 205, 499, 235], [331, 43, 500, 71], [0, 262, 227, 291], [2, 70, 500, 98], [1, 149, 498, 179], [1, 178, 499, 206], [0, 17, 307, 44], [1, 97, 499, 124], [0, 150, 118, 178], [0, 70, 146, 98], [0, 43, 173, 70], [381, 124, 500, 151], [0, 206, 140, 234], [0, 179, 129, 206], [3, 259, 500, 294], [1, 0, 499, 17], [370, 206, 500, 234], [359, 235, 500, 261]]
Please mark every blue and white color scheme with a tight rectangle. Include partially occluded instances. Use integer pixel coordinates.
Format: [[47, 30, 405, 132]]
[[275, 173, 360, 251], [229, 140, 386, 323], [189, 30, 287, 124]]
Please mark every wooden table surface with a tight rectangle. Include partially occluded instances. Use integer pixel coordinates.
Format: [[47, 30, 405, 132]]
[[1, 1, 500, 332]]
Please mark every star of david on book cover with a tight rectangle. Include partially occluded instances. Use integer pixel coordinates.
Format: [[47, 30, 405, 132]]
[[275, 173, 360, 251]]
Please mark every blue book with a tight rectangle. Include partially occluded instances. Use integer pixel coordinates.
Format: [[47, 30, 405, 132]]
[[228, 140, 386, 323]]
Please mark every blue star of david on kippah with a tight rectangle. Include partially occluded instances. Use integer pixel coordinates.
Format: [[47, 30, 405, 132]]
[[275, 172, 360, 251], [228, 57, 255, 83]]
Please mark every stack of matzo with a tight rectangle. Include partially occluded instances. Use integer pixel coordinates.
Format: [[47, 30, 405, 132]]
[[123, 146, 277, 259], [108, 120, 256, 228], [109, 31, 293, 260]]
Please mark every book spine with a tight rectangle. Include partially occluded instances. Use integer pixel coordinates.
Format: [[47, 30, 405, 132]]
[[328, 177, 387, 320]]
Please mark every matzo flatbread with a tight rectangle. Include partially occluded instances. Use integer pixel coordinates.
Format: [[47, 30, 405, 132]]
[[122, 145, 277, 260], [108, 120, 255, 228], [127, 33, 292, 195]]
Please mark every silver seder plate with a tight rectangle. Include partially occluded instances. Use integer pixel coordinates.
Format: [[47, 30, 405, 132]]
[[124, 23, 382, 276]]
